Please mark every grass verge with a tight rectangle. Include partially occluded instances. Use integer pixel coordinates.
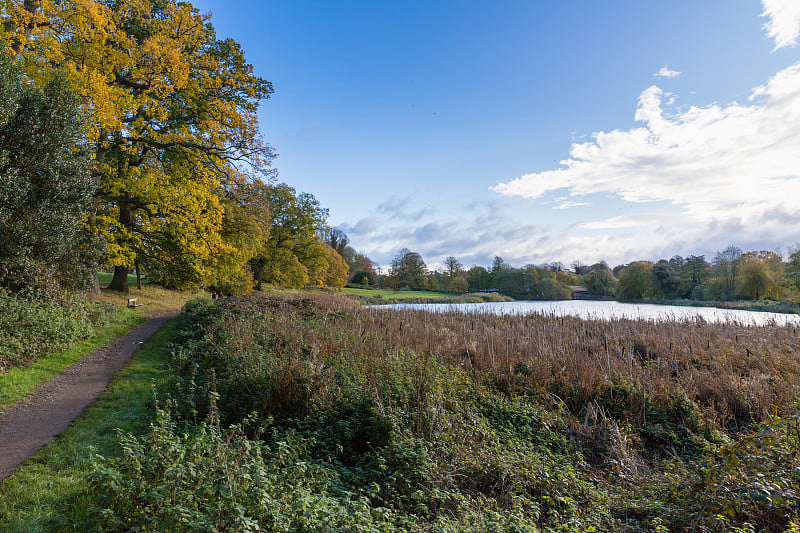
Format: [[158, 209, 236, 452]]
[[0, 316, 179, 532], [344, 287, 454, 299], [95, 284, 202, 312], [0, 309, 144, 411]]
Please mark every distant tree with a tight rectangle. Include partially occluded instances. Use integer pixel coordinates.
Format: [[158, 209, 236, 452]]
[[491, 256, 509, 274], [787, 246, 800, 292], [737, 258, 770, 300], [736, 251, 782, 300], [713, 245, 742, 299], [0, 58, 96, 293], [571, 261, 591, 276], [467, 266, 491, 291], [681, 255, 710, 299], [616, 262, 653, 301], [351, 270, 376, 286], [389, 249, 427, 289], [535, 277, 572, 300], [650, 260, 680, 299], [584, 269, 616, 297], [325, 228, 349, 256], [444, 256, 463, 279], [322, 244, 349, 288], [448, 276, 469, 293]]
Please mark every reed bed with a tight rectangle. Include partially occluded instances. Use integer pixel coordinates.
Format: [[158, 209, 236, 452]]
[[286, 294, 800, 433], [100, 292, 800, 531]]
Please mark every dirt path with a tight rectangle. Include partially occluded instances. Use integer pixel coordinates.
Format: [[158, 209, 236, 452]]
[[0, 311, 179, 480]]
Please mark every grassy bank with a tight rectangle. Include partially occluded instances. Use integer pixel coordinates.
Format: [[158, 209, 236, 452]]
[[345, 287, 512, 305], [0, 317, 180, 532], [70, 293, 800, 531]]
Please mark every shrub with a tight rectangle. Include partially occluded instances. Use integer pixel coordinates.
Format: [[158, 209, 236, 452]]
[[0, 288, 118, 372]]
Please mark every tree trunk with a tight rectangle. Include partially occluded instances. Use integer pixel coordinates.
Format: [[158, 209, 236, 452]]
[[135, 258, 142, 290], [108, 265, 129, 293], [108, 200, 134, 293]]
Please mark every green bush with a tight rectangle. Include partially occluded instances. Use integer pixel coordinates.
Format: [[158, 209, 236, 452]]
[[90, 400, 407, 532], [0, 288, 117, 371]]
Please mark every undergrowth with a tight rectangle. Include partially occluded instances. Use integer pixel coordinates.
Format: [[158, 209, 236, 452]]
[[0, 287, 121, 373], [88, 293, 800, 531]]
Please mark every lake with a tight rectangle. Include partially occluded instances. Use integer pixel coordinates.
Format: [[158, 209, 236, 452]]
[[373, 300, 800, 326]]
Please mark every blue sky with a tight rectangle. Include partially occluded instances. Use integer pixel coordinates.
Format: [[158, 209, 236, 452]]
[[191, 0, 800, 270]]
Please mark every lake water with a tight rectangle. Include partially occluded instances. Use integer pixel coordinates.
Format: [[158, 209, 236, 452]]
[[374, 300, 800, 326]]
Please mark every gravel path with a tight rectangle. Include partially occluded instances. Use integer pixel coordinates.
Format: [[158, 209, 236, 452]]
[[0, 311, 179, 480]]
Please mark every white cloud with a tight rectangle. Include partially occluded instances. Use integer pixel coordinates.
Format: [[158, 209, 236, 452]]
[[654, 66, 681, 79], [493, 62, 800, 252], [762, 0, 800, 50], [552, 201, 589, 210]]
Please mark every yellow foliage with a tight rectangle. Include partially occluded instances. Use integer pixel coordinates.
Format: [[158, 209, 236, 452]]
[[323, 245, 349, 289], [1, 0, 276, 291]]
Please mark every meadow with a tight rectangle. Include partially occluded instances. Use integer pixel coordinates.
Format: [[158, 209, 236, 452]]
[[50, 292, 800, 531]]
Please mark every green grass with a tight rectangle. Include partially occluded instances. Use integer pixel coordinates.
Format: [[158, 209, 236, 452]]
[[97, 271, 146, 287], [0, 316, 180, 532], [0, 309, 144, 411], [344, 287, 454, 299]]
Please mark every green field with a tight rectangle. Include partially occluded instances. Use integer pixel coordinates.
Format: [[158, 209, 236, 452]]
[[97, 272, 146, 286], [343, 287, 453, 299]]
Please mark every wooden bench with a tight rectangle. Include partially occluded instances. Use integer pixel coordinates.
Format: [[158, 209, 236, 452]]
[[127, 298, 141, 308]]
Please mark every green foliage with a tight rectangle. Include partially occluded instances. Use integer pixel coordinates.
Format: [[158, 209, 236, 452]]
[[90, 401, 404, 532], [0, 287, 117, 371], [674, 414, 800, 531], [616, 262, 653, 301], [0, 55, 96, 293], [583, 269, 616, 297], [111, 295, 618, 530], [388, 249, 428, 290]]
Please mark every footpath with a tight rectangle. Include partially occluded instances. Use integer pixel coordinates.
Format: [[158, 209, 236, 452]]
[[0, 311, 179, 480]]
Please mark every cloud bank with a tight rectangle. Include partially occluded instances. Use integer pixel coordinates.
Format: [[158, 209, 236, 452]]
[[493, 62, 800, 252], [762, 0, 800, 50]]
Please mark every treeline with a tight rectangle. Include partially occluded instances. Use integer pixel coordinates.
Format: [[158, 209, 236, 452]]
[[372, 249, 576, 300], [361, 244, 800, 304], [0, 0, 353, 296], [599, 245, 800, 303]]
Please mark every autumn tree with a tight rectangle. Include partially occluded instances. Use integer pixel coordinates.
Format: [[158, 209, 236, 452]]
[[322, 244, 348, 288], [736, 251, 783, 300], [252, 183, 329, 289], [2, 0, 275, 293]]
